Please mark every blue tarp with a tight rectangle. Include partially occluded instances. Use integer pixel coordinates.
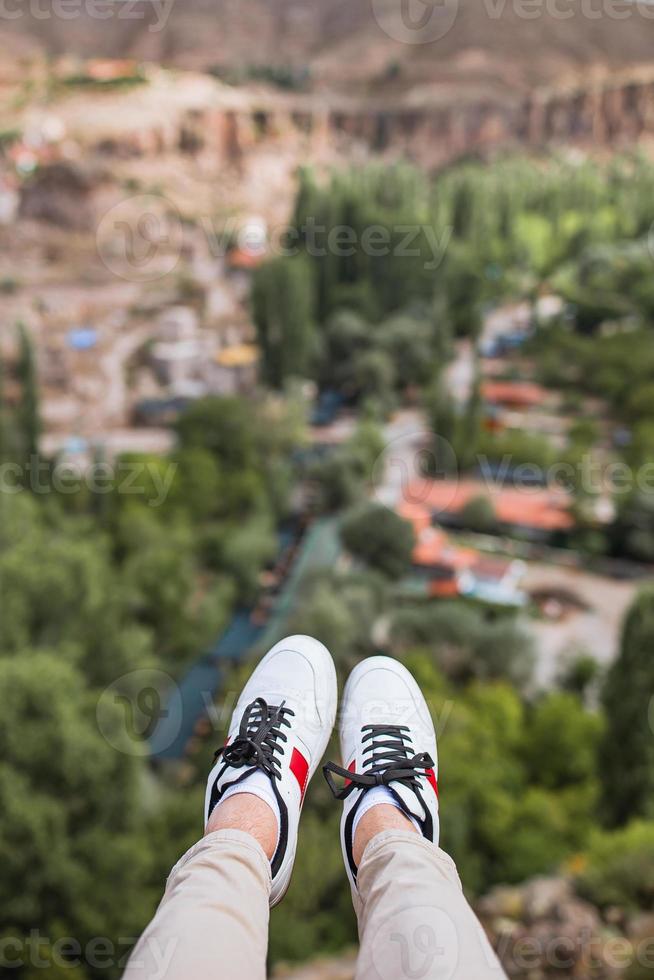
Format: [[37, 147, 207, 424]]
[[150, 612, 266, 761], [149, 520, 343, 761], [148, 656, 222, 759], [312, 389, 343, 427], [149, 525, 301, 761], [67, 328, 98, 351]]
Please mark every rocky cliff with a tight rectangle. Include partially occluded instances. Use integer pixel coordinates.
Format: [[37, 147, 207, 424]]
[[6, 0, 654, 104], [273, 876, 654, 980]]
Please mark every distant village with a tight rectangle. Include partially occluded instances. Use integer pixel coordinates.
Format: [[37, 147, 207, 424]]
[[0, 54, 276, 465], [0, 49, 641, 684]]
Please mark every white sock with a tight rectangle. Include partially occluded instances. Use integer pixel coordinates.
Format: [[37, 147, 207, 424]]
[[351, 785, 421, 839], [218, 770, 281, 851]]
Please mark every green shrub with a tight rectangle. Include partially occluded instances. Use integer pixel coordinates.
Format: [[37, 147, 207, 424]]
[[577, 822, 654, 910]]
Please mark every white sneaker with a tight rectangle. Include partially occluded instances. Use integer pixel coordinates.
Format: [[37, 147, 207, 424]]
[[205, 635, 337, 906], [324, 655, 439, 893]]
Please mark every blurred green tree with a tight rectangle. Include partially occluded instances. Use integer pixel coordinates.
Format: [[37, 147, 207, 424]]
[[15, 322, 40, 466], [0, 653, 151, 974], [459, 495, 498, 534], [577, 820, 654, 910], [522, 692, 603, 790], [341, 503, 415, 580], [252, 256, 315, 387], [601, 589, 654, 825]]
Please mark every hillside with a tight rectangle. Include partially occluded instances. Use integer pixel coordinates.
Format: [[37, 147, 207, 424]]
[[6, 0, 654, 104]]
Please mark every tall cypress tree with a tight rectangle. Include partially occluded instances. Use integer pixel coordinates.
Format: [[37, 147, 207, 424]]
[[252, 257, 315, 389], [424, 373, 458, 478], [432, 291, 454, 368], [459, 348, 482, 472], [0, 342, 7, 464], [16, 322, 41, 464], [601, 589, 654, 826]]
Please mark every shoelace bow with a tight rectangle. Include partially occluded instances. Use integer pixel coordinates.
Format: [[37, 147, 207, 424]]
[[323, 724, 434, 800], [215, 697, 294, 781]]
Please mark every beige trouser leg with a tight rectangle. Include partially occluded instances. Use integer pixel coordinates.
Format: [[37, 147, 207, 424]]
[[122, 829, 271, 980], [353, 831, 508, 980]]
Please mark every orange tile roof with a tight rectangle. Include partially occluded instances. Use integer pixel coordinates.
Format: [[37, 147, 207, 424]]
[[413, 528, 479, 571], [87, 59, 139, 81], [481, 381, 547, 407], [227, 248, 265, 270], [403, 479, 574, 532], [398, 501, 432, 534], [429, 579, 461, 598], [399, 502, 481, 571]]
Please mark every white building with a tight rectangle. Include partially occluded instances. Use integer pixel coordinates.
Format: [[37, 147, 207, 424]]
[[157, 306, 198, 343]]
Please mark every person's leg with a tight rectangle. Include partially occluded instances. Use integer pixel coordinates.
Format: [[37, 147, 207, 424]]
[[324, 656, 507, 980], [352, 809, 506, 980], [124, 635, 337, 980], [123, 797, 274, 980]]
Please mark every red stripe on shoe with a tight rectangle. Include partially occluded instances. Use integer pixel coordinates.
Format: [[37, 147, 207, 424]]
[[344, 759, 356, 788], [290, 747, 310, 801], [425, 768, 439, 798]]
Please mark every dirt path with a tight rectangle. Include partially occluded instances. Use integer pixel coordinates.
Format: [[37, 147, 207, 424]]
[[521, 562, 642, 686]]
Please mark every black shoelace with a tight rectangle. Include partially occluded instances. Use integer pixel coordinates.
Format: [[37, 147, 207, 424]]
[[215, 697, 294, 781], [323, 724, 434, 800]]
